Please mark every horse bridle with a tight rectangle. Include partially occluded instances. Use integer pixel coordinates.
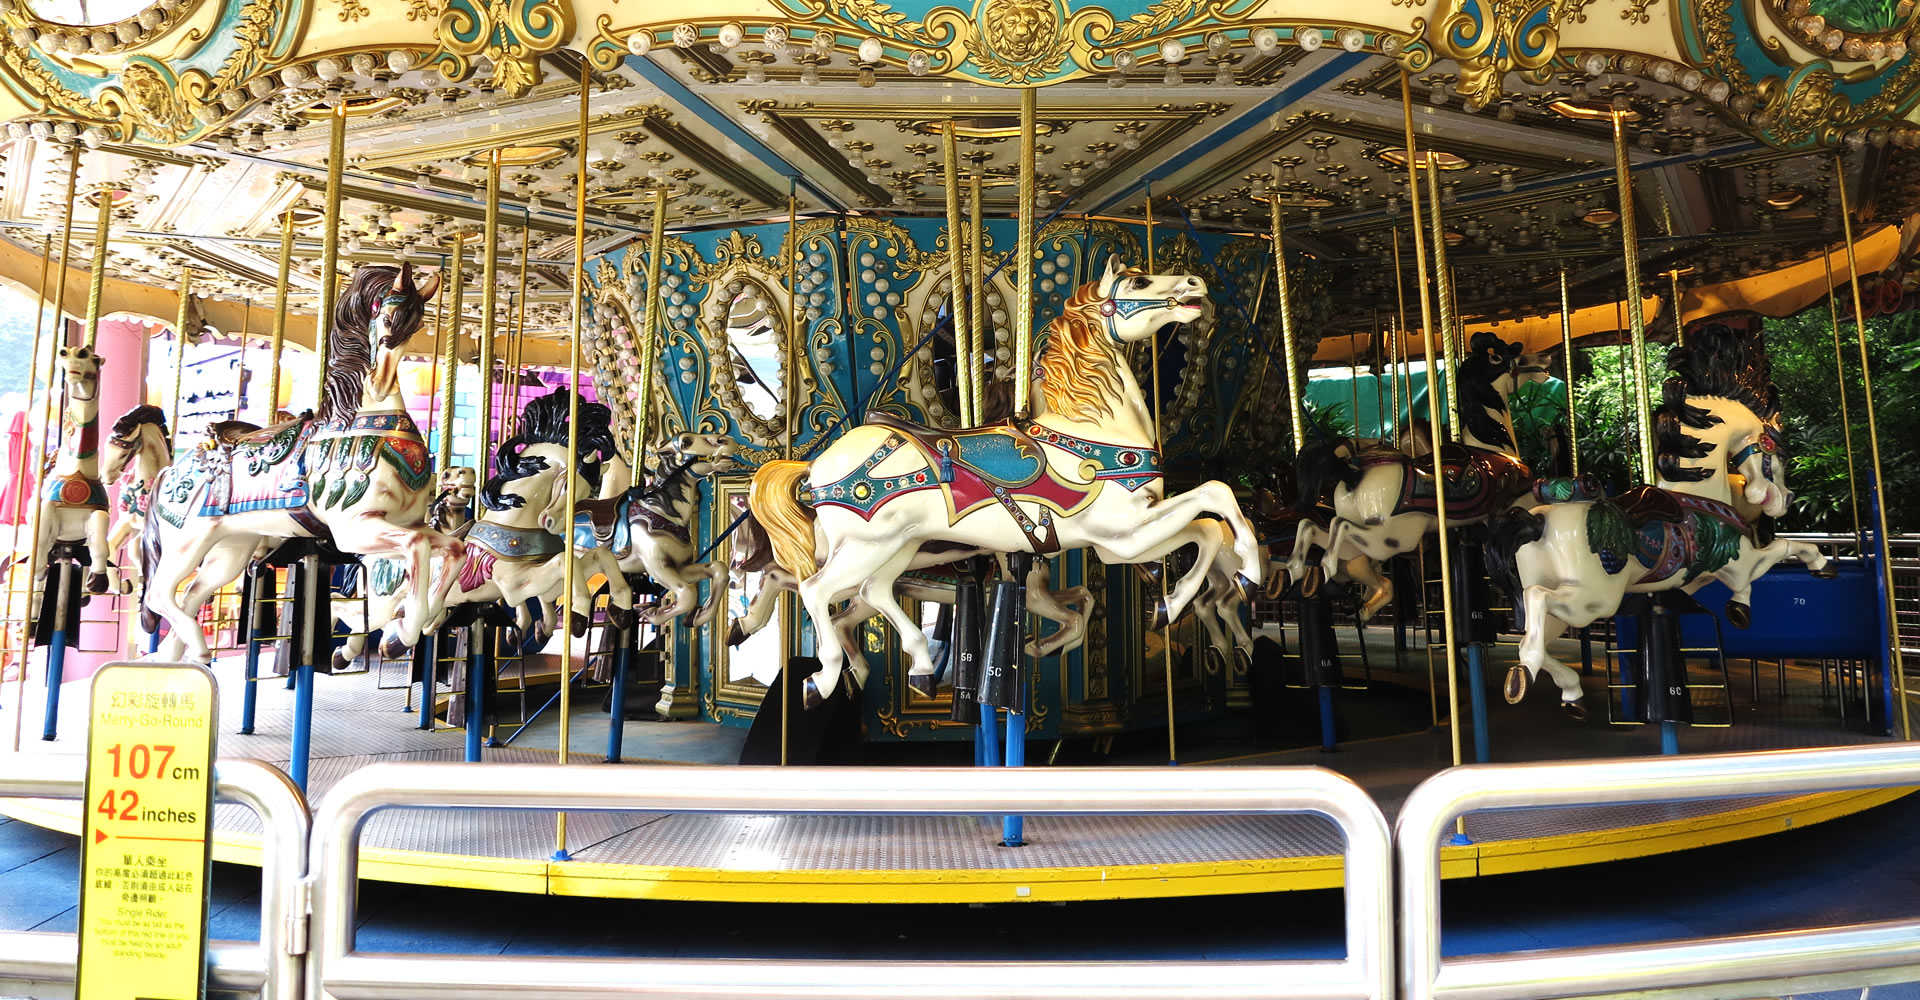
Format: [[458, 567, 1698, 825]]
[[1097, 274, 1190, 343], [1729, 427, 1782, 483]]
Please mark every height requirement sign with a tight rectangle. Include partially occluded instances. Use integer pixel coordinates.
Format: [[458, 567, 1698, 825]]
[[75, 662, 218, 1000]]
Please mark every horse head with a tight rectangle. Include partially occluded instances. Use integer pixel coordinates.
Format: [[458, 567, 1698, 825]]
[[365, 262, 441, 404], [104, 404, 167, 482], [56, 345, 102, 404], [1087, 255, 1209, 344], [1731, 422, 1791, 518]]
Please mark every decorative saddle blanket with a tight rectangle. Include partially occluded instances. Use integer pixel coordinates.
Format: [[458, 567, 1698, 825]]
[[42, 472, 107, 511], [572, 493, 691, 553], [191, 419, 316, 518], [1586, 486, 1751, 585], [306, 412, 433, 512], [805, 413, 1160, 553], [1359, 444, 1531, 521]]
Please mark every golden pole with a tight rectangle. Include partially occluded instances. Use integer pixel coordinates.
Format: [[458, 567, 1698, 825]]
[[234, 298, 250, 418], [6, 234, 53, 740], [1423, 163, 1460, 442], [556, 61, 592, 859], [267, 209, 295, 419], [438, 234, 466, 471], [507, 218, 531, 442], [635, 189, 667, 476], [1821, 248, 1863, 546], [1559, 267, 1578, 477], [478, 148, 501, 480], [940, 122, 972, 427], [316, 97, 348, 402], [166, 268, 193, 462], [1664, 267, 1687, 348], [968, 173, 985, 423], [1611, 111, 1655, 484], [1142, 181, 1174, 765], [783, 183, 799, 765], [81, 187, 113, 351], [1834, 155, 1910, 741], [1390, 228, 1409, 443], [1013, 87, 1036, 418], [1400, 71, 1464, 772], [1269, 197, 1305, 456]]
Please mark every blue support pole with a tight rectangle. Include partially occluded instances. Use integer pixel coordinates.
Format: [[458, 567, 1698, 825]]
[[240, 634, 260, 735], [1660, 720, 1680, 755], [1001, 708, 1025, 846], [418, 634, 437, 731], [1869, 478, 1898, 736], [289, 664, 314, 791], [40, 561, 71, 742], [605, 627, 631, 763], [145, 628, 160, 655], [1317, 687, 1338, 753], [465, 625, 485, 763], [979, 705, 1001, 767], [1466, 644, 1491, 763]]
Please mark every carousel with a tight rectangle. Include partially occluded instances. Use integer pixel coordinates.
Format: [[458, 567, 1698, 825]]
[[0, 0, 1915, 903]]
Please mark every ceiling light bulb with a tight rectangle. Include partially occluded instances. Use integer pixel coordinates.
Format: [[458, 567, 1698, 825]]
[[1160, 38, 1186, 63], [626, 31, 652, 56], [764, 25, 789, 49], [811, 30, 835, 55], [801, 65, 820, 86], [1297, 28, 1324, 51], [859, 36, 884, 63], [1500, 172, 1516, 192], [388, 49, 416, 73], [1214, 63, 1233, 85], [1336, 27, 1365, 52], [907, 50, 930, 75], [674, 24, 698, 48], [744, 62, 767, 84], [717, 23, 744, 49]]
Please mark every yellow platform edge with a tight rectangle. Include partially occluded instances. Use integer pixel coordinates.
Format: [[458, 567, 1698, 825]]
[[4, 785, 1910, 903]]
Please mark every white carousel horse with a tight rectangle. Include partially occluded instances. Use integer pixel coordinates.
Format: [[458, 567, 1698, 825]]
[[750, 257, 1263, 706], [419, 390, 635, 641], [100, 404, 170, 594], [1289, 332, 1535, 588], [573, 432, 741, 629], [35, 346, 115, 595], [1250, 472, 1394, 620], [331, 466, 475, 670], [140, 263, 467, 662], [1484, 326, 1834, 718]]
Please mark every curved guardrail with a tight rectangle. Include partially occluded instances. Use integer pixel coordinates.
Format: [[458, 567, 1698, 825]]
[[1396, 743, 1920, 1000], [307, 762, 1394, 1000], [0, 754, 309, 1000]]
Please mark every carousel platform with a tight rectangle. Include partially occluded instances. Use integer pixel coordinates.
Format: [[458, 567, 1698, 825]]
[[0, 640, 1908, 904]]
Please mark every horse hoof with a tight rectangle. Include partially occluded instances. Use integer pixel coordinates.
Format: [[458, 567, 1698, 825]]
[[1147, 597, 1172, 631], [607, 605, 636, 631], [1233, 646, 1253, 676], [570, 612, 591, 638], [1503, 665, 1529, 705], [906, 672, 938, 699], [1562, 699, 1590, 722], [801, 676, 825, 711], [1812, 563, 1839, 580], [1727, 601, 1752, 630], [381, 635, 411, 659], [331, 652, 352, 673], [1203, 647, 1226, 675], [86, 572, 108, 594], [1302, 565, 1324, 598], [727, 620, 748, 647], [1233, 573, 1258, 604]]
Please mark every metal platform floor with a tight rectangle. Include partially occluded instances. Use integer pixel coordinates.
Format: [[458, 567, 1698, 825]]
[[0, 643, 1908, 902]]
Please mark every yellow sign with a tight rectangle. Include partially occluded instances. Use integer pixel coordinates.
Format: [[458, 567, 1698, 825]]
[[76, 662, 218, 1000]]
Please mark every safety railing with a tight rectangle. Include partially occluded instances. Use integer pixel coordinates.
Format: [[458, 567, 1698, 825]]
[[308, 762, 1394, 1000], [0, 754, 310, 1000], [1397, 742, 1920, 1000]]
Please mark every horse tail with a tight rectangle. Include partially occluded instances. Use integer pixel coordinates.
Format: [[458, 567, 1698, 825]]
[[749, 461, 818, 581], [1483, 507, 1545, 601], [137, 506, 162, 635]]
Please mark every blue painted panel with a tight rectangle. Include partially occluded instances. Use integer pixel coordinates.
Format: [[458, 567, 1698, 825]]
[[1614, 561, 1879, 660]]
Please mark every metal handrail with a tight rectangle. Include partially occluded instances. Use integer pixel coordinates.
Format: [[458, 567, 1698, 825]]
[[0, 755, 310, 1000], [1397, 743, 1920, 1000], [309, 762, 1393, 1000]]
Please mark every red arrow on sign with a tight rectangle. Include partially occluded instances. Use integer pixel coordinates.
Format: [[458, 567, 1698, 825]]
[[95, 830, 106, 845]]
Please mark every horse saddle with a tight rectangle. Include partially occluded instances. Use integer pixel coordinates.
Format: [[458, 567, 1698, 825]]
[[864, 411, 1047, 490], [1588, 487, 1749, 583], [194, 418, 315, 517], [206, 413, 311, 449], [1394, 446, 1530, 520], [1530, 475, 1609, 506]]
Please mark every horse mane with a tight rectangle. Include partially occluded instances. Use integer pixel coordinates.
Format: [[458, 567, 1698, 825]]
[[479, 389, 617, 510], [1653, 324, 1788, 483], [1037, 276, 1129, 422], [319, 266, 393, 423], [427, 487, 468, 530], [1457, 332, 1518, 452], [110, 404, 168, 444], [735, 510, 776, 573]]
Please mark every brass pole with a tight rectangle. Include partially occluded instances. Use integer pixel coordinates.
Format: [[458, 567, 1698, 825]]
[[1424, 162, 1460, 443], [1391, 227, 1409, 443], [557, 62, 592, 859], [1611, 111, 1655, 484], [940, 123, 972, 427], [166, 268, 193, 462], [783, 182, 799, 765], [234, 298, 250, 418], [1821, 248, 1864, 546], [7, 234, 53, 741], [635, 189, 667, 477], [1141, 181, 1175, 765], [968, 173, 985, 422], [437, 234, 466, 471], [1270, 196, 1305, 456], [478, 148, 501, 476], [424, 250, 450, 447], [1013, 87, 1036, 418], [267, 208, 295, 419], [1401, 71, 1464, 773], [51, 146, 78, 342], [1834, 155, 1910, 741], [507, 218, 530, 441], [81, 186, 113, 351], [1559, 267, 1578, 477], [316, 97, 348, 404], [1665, 267, 1687, 347]]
